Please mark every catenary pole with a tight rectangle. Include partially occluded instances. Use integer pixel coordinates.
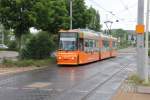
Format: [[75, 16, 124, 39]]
[[145, 0, 150, 83], [70, 0, 73, 29], [136, 0, 145, 79]]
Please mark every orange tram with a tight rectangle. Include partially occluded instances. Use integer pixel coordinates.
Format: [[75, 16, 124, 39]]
[[56, 29, 117, 65]]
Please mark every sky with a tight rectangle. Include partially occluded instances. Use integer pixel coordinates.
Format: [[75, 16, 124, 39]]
[[85, 0, 148, 30]]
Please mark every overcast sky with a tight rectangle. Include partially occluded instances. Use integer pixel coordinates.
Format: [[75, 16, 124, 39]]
[[85, 0, 148, 30]]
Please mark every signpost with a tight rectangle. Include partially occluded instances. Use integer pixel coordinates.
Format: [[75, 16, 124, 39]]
[[136, 0, 146, 80]]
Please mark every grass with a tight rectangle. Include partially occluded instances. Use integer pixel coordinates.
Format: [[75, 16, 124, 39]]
[[1, 57, 56, 67], [0, 48, 8, 51], [128, 74, 150, 86]]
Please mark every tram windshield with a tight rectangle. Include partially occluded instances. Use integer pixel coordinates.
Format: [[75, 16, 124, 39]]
[[59, 32, 77, 51]]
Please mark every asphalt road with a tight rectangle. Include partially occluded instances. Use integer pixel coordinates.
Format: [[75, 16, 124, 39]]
[[0, 48, 136, 100]]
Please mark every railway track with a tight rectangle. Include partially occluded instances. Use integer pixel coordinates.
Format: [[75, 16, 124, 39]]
[[53, 55, 134, 100], [81, 62, 131, 100]]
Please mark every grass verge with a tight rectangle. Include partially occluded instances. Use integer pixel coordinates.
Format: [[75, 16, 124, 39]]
[[1, 58, 56, 67], [128, 74, 150, 86]]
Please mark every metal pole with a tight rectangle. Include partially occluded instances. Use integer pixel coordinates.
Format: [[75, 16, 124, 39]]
[[137, 0, 145, 79], [70, 0, 73, 29], [2, 33, 4, 44], [145, 0, 150, 83]]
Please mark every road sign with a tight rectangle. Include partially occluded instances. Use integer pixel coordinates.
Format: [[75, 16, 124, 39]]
[[136, 24, 145, 34]]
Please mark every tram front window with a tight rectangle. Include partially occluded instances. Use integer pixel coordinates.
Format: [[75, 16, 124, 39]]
[[59, 32, 77, 51]]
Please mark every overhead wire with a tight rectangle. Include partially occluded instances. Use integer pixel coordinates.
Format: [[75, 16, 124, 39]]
[[119, 0, 134, 17], [87, 0, 137, 23], [116, 2, 137, 15], [88, 0, 124, 21]]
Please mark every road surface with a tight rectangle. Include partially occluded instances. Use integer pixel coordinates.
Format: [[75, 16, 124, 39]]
[[0, 48, 136, 100]]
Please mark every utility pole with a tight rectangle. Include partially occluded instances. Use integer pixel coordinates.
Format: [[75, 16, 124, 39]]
[[145, 0, 150, 83], [2, 33, 4, 44], [136, 0, 145, 80], [70, 0, 73, 29]]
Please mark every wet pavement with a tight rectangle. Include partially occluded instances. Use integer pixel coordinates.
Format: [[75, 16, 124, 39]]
[[0, 48, 137, 100]]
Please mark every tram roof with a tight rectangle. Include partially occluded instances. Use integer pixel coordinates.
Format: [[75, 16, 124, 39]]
[[59, 29, 116, 39]]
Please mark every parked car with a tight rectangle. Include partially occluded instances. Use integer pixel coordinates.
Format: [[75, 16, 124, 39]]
[[0, 44, 8, 49], [50, 51, 56, 57]]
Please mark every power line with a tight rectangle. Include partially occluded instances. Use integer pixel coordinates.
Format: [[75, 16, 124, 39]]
[[87, 0, 137, 23], [116, 2, 137, 14], [119, 0, 134, 17], [88, 0, 125, 21]]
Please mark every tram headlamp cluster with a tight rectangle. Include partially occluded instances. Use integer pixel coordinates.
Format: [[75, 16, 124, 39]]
[[58, 56, 76, 60], [58, 57, 62, 59], [71, 57, 75, 60]]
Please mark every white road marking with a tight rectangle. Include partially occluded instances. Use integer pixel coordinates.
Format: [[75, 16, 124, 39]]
[[26, 82, 52, 88], [0, 86, 64, 92]]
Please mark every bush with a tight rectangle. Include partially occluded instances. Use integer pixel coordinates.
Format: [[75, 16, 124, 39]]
[[21, 31, 55, 59], [128, 74, 150, 86], [149, 49, 150, 57], [8, 40, 18, 51], [2, 58, 55, 67]]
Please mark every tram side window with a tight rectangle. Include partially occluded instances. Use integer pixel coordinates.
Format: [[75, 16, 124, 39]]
[[92, 40, 98, 52], [103, 40, 109, 50], [89, 40, 94, 52], [84, 40, 89, 52], [84, 39, 98, 52], [79, 38, 84, 51], [95, 40, 99, 51], [112, 41, 117, 49], [89, 40, 93, 47]]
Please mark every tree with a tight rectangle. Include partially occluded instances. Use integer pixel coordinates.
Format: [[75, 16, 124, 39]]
[[112, 29, 129, 48], [85, 7, 101, 31], [33, 0, 69, 34], [95, 11, 101, 31], [21, 31, 54, 59], [65, 0, 101, 31], [0, 0, 37, 50], [65, 0, 87, 29], [112, 29, 127, 39]]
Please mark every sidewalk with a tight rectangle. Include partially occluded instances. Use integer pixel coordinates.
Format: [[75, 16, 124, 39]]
[[112, 81, 150, 100]]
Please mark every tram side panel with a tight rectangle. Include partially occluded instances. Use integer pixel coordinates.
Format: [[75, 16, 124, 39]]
[[100, 37, 111, 60], [78, 38, 99, 64], [110, 39, 117, 57]]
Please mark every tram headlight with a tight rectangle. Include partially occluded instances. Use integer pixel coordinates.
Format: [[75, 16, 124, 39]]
[[58, 57, 62, 59], [71, 57, 76, 60]]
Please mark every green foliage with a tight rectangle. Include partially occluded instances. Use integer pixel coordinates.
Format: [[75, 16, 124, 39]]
[[33, 0, 69, 33], [112, 29, 128, 38], [0, 0, 102, 56], [128, 74, 143, 85], [128, 74, 150, 86], [85, 7, 101, 31], [65, 0, 101, 31], [72, 0, 87, 28], [0, 0, 37, 50], [112, 29, 130, 49], [8, 40, 18, 51], [2, 58, 55, 67], [21, 31, 54, 59], [149, 49, 150, 56]]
